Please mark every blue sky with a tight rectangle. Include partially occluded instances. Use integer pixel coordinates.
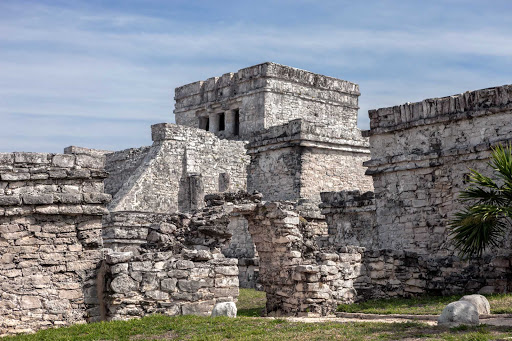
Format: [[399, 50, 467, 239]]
[[1, 0, 511, 152]]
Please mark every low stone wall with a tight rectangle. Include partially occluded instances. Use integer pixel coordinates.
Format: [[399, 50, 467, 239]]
[[105, 251, 239, 319], [320, 190, 512, 301], [101, 193, 259, 320], [0, 152, 110, 336], [356, 250, 512, 300]]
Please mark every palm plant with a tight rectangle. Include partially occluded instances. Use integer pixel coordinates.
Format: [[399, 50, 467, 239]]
[[448, 143, 512, 258]]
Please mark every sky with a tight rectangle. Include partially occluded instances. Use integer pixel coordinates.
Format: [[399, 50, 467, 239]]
[[1, 0, 511, 153]]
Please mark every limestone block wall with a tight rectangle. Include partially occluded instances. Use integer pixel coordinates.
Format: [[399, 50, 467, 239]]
[[221, 215, 260, 289], [234, 198, 364, 316], [106, 252, 239, 319], [247, 119, 372, 202], [104, 146, 150, 199], [320, 190, 512, 300], [355, 250, 512, 300], [102, 193, 259, 320], [0, 152, 110, 336], [319, 191, 377, 249], [365, 84, 512, 255], [174, 62, 360, 139], [108, 123, 249, 213]]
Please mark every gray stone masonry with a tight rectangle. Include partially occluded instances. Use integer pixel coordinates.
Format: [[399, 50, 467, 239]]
[[0, 152, 111, 336], [103, 191, 261, 320], [247, 119, 373, 203], [319, 191, 376, 249], [320, 191, 512, 300], [231, 195, 362, 317], [174, 62, 360, 140], [106, 123, 249, 214], [364, 84, 512, 255]]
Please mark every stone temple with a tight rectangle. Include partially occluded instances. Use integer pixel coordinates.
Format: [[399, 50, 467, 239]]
[[1, 62, 511, 335]]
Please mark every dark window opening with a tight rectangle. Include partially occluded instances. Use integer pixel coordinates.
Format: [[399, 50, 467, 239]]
[[234, 109, 240, 136], [218, 112, 225, 131], [199, 117, 209, 131]]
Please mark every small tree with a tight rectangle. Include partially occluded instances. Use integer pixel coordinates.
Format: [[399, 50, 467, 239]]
[[449, 143, 512, 258]]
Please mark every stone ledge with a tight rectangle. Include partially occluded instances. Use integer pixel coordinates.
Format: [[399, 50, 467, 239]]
[[246, 119, 369, 153], [175, 62, 360, 101], [363, 139, 512, 175], [367, 84, 512, 134]]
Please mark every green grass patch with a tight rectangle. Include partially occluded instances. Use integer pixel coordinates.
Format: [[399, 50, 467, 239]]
[[4, 316, 512, 341], [4, 290, 512, 340], [237, 288, 266, 317], [337, 293, 512, 315]]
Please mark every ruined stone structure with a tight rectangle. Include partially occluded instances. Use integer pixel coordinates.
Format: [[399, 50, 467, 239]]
[[1, 62, 511, 335], [174, 62, 360, 140], [321, 84, 512, 298], [0, 151, 110, 335], [106, 123, 249, 214]]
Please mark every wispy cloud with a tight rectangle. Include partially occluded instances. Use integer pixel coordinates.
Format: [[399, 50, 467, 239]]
[[0, 0, 511, 152]]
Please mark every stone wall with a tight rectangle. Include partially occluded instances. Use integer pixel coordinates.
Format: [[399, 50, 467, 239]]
[[102, 193, 261, 320], [174, 62, 360, 139], [0, 152, 110, 336], [104, 146, 150, 199], [221, 215, 260, 289], [355, 250, 512, 300], [108, 123, 249, 214], [247, 119, 372, 202], [319, 191, 377, 249], [233, 198, 362, 316], [320, 189, 512, 301], [365, 84, 512, 255]]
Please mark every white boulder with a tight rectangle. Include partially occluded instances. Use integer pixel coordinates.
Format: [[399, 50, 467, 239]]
[[459, 294, 491, 315], [211, 302, 237, 318], [438, 301, 479, 327]]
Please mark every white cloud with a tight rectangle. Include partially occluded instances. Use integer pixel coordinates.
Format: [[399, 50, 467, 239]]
[[0, 1, 511, 152]]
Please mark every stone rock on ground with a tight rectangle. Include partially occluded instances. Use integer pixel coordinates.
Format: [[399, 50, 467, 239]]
[[459, 294, 491, 315], [211, 302, 237, 318], [438, 301, 479, 327]]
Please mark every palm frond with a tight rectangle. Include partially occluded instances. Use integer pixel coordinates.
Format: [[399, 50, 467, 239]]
[[449, 205, 508, 259], [467, 168, 499, 189], [459, 186, 507, 205], [490, 143, 512, 184]]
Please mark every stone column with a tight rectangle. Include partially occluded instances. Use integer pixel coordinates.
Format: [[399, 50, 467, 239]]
[[188, 173, 204, 211], [225, 110, 236, 137], [209, 112, 219, 133]]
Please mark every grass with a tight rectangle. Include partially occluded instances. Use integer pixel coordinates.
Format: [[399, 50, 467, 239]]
[[4, 315, 512, 341], [3, 289, 512, 340], [237, 288, 266, 317], [337, 293, 512, 315]]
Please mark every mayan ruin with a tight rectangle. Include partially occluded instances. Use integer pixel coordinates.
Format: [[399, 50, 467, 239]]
[[1, 61, 511, 336]]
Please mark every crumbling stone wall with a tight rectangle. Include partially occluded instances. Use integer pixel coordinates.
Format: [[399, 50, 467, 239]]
[[174, 62, 360, 139], [247, 119, 372, 202], [108, 123, 249, 213], [365, 84, 512, 255], [102, 193, 258, 320], [232, 197, 362, 316], [0, 152, 110, 336], [355, 250, 512, 299]]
